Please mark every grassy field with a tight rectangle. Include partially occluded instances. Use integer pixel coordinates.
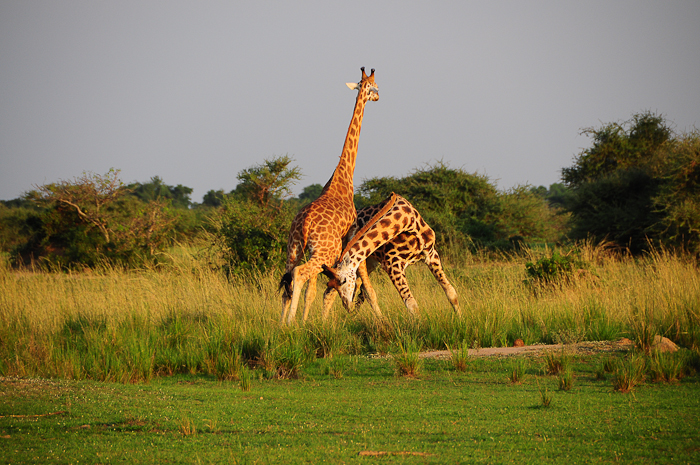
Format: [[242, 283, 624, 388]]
[[1, 245, 699, 381], [1, 245, 700, 462], [2, 353, 699, 464]]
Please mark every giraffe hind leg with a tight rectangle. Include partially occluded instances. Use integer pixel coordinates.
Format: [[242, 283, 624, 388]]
[[385, 261, 419, 317], [424, 248, 461, 316]]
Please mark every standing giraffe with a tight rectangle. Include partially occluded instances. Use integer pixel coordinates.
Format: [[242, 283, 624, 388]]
[[322, 193, 461, 317], [279, 67, 379, 325]]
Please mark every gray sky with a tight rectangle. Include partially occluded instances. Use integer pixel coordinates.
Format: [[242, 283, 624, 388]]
[[1, 1, 698, 203]]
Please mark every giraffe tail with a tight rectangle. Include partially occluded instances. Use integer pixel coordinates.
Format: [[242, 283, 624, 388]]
[[279, 272, 293, 299]]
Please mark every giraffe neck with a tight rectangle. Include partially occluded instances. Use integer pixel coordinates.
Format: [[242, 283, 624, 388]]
[[338, 194, 407, 274], [321, 91, 369, 200]]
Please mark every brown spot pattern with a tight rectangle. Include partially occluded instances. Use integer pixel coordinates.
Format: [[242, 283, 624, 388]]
[[341, 193, 460, 315], [281, 68, 379, 323]]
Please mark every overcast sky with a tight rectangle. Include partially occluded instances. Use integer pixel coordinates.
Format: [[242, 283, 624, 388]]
[[1, 1, 698, 203]]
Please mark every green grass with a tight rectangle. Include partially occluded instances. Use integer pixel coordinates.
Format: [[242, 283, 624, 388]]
[[1, 354, 699, 464], [2, 245, 700, 461]]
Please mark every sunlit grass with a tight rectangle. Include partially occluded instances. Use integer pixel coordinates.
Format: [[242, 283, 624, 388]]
[[1, 244, 699, 382]]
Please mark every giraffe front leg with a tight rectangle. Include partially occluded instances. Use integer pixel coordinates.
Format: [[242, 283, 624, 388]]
[[357, 260, 383, 319], [322, 287, 337, 320], [404, 297, 420, 317], [286, 265, 313, 325], [302, 273, 318, 322]]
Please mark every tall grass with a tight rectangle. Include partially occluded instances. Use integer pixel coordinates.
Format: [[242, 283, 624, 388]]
[[1, 244, 699, 382]]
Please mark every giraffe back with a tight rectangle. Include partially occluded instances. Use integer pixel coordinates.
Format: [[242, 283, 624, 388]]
[[342, 194, 433, 264], [351, 197, 437, 270]]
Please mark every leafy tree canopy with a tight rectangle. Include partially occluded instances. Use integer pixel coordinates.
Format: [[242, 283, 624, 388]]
[[357, 161, 499, 219], [210, 155, 302, 275], [561, 111, 700, 254], [231, 155, 301, 208], [128, 176, 193, 209], [18, 169, 177, 268], [297, 183, 323, 204], [202, 189, 226, 208], [530, 183, 572, 209], [562, 111, 672, 187]]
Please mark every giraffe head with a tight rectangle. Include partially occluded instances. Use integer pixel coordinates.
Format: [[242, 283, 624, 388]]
[[346, 67, 379, 102], [322, 259, 357, 311]]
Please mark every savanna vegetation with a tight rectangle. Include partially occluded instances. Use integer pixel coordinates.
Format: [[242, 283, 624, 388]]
[[1, 112, 700, 462]]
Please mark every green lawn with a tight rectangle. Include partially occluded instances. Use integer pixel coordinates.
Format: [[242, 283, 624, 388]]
[[2, 355, 699, 464]]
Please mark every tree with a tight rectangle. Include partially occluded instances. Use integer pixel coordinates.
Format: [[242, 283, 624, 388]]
[[496, 186, 569, 245], [128, 176, 193, 209], [357, 162, 497, 248], [0, 202, 43, 255], [357, 162, 504, 250], [202, 189, 226, 208], [530, 183, 572, 209], [36, 169, 127, 244], [231, 155, 301, 208], [211, 155, 301, 274], [356, 162, 568, 251], [212, 198, 295, 275], [651, 131, 700, 254], [23, 169, 177, 268], [562, 112, 672, 187], [561, 111, 700, 254], [297, 183, 323, 204]]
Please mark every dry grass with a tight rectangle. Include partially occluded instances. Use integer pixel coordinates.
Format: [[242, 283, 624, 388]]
[[1, 244, 699, 382]]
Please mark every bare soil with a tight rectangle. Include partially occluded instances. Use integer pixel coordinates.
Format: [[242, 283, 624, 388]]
[[419, 338, 635, 360]]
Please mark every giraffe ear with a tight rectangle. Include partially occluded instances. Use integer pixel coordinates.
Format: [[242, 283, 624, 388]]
[[322, 264, 339, 281], [322, 265, 341, 290], [346, 82, 359, 90]]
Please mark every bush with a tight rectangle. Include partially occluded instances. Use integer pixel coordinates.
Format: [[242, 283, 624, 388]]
[[12, 171, 179, 269], [210, 198, 295, 276], [0, 205, 43, 256], [207, 155, 302, 276], [612, 355, 646, 393], [495, 186, 569, 246], [525, 249, 589, 287], [651, 132, 700, 255], [565, 168, 661, 253]]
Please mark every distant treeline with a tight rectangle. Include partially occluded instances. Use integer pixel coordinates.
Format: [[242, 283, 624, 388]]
[[1, 111, 698, 270]]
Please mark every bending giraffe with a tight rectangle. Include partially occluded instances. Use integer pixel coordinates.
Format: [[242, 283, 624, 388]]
[[279, 67, 379, 325], [322, 193, 461, 317]]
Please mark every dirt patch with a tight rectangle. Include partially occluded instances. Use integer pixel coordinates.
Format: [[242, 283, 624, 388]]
[[419, 338, 635, 360], [0, 377, 70, 398]]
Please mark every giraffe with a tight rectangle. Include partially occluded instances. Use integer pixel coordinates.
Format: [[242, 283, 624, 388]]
[[322, 193, 461, 317], [279, 67, 379, 325]]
